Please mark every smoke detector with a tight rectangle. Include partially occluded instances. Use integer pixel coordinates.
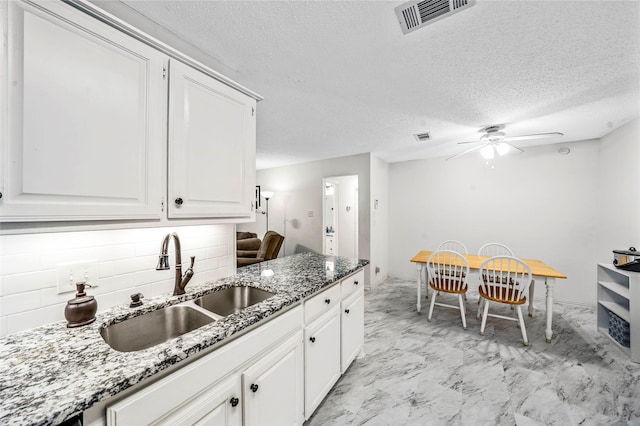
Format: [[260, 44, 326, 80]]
[[395, 0, 475, 34]]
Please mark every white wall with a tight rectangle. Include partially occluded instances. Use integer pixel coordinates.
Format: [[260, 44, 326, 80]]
[[0, 224, 235, 336], [596, 118, 640, 263], [388, 139, 601, 305], [370, 154, 389, 289]]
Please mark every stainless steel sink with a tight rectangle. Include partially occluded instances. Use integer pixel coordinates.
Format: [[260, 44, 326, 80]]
[[101, 305, 214, 352], [194, 286, 275, 316]]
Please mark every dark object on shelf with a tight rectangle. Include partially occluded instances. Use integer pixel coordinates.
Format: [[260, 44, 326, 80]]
[[65, 282, 97, 328], [613, 247, 640, 272], [608, 310, 631, 348], [237, 231, 284, 268]]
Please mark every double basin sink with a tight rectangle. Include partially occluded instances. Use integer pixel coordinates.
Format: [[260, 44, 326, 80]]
[[100, 286, 275, 352]]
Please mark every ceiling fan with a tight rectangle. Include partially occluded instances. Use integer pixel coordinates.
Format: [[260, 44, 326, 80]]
[[446, 125, 564, 161]]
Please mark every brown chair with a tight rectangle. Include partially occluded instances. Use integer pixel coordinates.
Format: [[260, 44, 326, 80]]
[[237, 231, 284, 267], [236, 231, 261, 257]]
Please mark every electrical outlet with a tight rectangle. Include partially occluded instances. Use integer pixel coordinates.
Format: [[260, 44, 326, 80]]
[[57, 260, 98, 294]]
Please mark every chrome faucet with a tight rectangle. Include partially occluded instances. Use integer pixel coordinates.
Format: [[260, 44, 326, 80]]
[[156, 232, 195, 296]]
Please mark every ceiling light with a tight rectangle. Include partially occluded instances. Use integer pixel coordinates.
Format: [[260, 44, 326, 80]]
[[495, 143, 510, 156], [480, 145, 494, 159]]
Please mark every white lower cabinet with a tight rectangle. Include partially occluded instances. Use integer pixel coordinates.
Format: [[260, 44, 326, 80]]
[[304, 306, 341, 418], [243, 332, 304, 426], [105, 306, 302, 426], [341, 286, 364, 373], [158, 375, 242, 426], [101, 269, 366, 426]]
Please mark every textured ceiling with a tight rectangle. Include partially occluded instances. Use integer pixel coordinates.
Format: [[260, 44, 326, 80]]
[[120, 0, 640, 169]]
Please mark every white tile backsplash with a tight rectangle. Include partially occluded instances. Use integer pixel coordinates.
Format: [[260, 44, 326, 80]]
[[0, 224, 235, 336]]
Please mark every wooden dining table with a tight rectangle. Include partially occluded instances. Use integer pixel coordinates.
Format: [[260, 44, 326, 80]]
[[411, 251, 567, 343]]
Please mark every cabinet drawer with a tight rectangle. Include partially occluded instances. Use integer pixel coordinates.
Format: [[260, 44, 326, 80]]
[[341, 270, 365, 300], [304, 284, 341, 324]]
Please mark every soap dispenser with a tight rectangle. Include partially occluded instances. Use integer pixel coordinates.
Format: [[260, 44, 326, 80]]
[[64, 282, 98, 328]]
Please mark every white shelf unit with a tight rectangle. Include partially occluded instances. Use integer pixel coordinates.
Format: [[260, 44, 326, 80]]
[[596, 264, 640, 362]]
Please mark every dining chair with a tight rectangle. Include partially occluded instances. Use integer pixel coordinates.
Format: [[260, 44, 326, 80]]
[[477, 242, 514, 257], [426, 250, 470, 329], [477, 256, 533, 345], [437, 240, 468, 254]]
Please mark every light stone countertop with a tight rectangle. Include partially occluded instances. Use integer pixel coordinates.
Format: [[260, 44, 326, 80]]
[[0, 253, 368, 426]]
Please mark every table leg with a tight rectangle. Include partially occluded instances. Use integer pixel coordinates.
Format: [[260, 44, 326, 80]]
[[528, 279, 535, 317], [416, 263, 422, 314], [545, 277, 555, 343]]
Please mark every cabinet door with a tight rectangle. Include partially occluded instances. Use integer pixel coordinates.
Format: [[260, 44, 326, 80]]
[[107, 374, 242, 426], [1, 1, 164, 221], [341, 287, 364, 373], [168, 59, 256, 219], [304, 306, 341, 419], [243, 331, 304, 426], [153, 376, 242, 426]]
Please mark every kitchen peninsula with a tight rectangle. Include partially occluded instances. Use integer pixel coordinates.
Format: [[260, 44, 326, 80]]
[[0, 253, 368, 425]]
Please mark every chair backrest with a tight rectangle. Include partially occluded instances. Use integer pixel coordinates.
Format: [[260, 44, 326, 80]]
[[426, 250, 469, 292], [257, 231, 284, 260], [479, 256, 532, 303], [437, 240, 468, 255], [478, 243, 514, 257]]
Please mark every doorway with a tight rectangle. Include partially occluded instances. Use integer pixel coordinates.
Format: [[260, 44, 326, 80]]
[[322, 175, 358, 258]]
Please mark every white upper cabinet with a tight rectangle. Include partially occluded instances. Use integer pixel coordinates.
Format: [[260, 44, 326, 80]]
[[0, 1, 259, 224], [168, 59, 256, 219], [0, 1, 165, 221]]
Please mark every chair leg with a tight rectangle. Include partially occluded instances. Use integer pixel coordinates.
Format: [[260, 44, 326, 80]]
[[476, 297, 484, 320], [516, 305, 528, 346], [458, 294, 467, 329], [480, 299, 489, 335], [427, 289, 437, 322]]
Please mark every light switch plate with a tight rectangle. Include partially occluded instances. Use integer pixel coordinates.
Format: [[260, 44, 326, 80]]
[[57, 260, 98, 294]]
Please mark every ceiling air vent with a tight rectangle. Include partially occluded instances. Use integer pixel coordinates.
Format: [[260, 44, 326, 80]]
[[395, 0, 474, 35], [414, 132, 431, 142]]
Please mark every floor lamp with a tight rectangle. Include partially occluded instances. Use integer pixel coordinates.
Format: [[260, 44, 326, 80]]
[[261, 191, 273, 232]]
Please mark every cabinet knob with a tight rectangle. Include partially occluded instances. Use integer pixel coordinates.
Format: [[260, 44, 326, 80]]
[[345, 309, 350, 314], [230, 397, 239, 407], [325, 299, 331, 304], [309, 336, 316, 343], [0, 192, 3, 199], [250, 383, 259, 393], [174, 197, 184, 205], [354, 280, 359, 285]]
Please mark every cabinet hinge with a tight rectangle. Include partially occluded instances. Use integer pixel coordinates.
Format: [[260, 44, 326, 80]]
[[252, 107, 255, 117], [161, 198, 165, 212], [162, 65, 167, 80]]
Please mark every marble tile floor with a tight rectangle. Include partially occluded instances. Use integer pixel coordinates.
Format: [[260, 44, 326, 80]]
[[306, 278, 640, 426]]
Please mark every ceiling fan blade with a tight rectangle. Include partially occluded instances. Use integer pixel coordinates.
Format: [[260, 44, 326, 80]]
[[446, 144, 485, 161], [499, 142, 523, 154], [456, 140, 482, 145], [507, 132, 564, 142]]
